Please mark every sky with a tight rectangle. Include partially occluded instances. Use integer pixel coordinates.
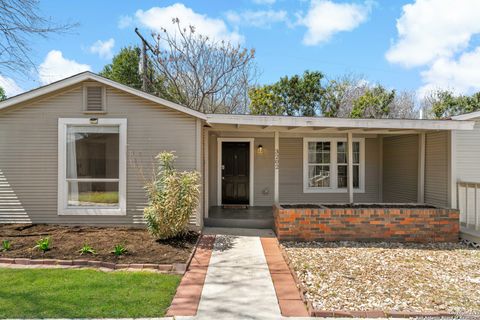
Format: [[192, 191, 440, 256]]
[[2, 0, 480, 100]]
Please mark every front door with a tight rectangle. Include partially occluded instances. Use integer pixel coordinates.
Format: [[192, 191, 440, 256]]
[[222, 142, 249, 205]]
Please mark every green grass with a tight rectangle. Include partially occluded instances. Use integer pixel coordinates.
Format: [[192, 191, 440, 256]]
[[78, 191, 119, 204], [0, 268, 181, 318]]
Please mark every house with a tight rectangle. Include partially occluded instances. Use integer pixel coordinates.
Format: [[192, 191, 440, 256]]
[[0, 72, 475, 242]]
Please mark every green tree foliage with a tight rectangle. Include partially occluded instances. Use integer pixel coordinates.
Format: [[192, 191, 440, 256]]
[[100, 46, 143, 90], [0, 86, 6, 101], [350, 85, 395, 118], [143, 152, 200, 240], [249, 70, 323, 116], [427, 90, 480, 119]]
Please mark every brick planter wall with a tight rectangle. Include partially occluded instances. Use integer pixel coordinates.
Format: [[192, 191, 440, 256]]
[[273, 204, 459, 242]]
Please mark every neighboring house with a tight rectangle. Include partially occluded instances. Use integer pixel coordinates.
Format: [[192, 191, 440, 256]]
[[0, 72, 475, 242]]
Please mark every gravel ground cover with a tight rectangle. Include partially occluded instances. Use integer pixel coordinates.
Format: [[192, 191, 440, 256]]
[[282, 241, 480, 314]]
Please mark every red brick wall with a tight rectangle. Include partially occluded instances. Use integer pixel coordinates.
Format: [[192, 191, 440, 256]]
[[273, 204, 459, 242]]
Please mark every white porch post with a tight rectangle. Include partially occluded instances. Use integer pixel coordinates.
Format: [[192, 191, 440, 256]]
[[274, 131, 279, 204], [203, 128, 209, 218], [347, 132, 354, 203], [417, 132, 425, 203]]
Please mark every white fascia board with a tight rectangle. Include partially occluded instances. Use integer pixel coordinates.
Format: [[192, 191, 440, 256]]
[[0, 72, 207, 120], [206, 114, 475, 131], [451, 111, 480, 120]]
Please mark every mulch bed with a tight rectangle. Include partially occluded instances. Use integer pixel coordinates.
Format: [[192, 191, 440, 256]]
[[0, 224, 199, 264], [282, 241, 480, 315]]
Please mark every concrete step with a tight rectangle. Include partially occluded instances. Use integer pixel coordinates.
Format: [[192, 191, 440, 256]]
[[204, 217, 274, 229]]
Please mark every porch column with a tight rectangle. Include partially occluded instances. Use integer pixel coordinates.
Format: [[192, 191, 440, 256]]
[[347, 132, 354, 203], [417, 132, 425, 203], [274, 131, 279, 204]]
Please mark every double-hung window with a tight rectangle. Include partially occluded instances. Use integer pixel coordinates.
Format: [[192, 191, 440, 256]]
[[303, 138, 364, 193], [58, 118, 127, 215]]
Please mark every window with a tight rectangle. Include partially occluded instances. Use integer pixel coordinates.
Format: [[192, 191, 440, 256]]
[[303, 138, 364, 193], [83, 84, 106, 113], [58, 118, 127, 215]]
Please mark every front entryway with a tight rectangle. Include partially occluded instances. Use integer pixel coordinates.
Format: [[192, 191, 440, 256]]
[[205, 206, 273, 229], [221, 141, 250, 205]]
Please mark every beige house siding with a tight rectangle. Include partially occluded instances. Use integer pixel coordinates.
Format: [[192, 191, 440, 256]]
[[425, 131, 449, 207], [456, 121, 480, 183], [208, 133, 380, 207], [0, 82, 199, 225], [383, 135, 418, 203]]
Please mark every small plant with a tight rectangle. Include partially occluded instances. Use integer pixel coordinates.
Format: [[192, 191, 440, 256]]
[[112, 244, 128, 256], [78, 243, 96, 255], [34, 237, 51, 253], [1, 240, 11, 251]]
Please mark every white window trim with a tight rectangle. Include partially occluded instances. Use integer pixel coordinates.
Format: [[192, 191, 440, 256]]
[[83, 83, 107, 114], [57, 118, 127, 216], [303, 137, 365, 193], [217, 138, 254, 206]]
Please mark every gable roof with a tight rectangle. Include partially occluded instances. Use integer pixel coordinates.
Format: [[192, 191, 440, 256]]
[[0, 71, 207, 120], [451, 111, 480, 120], [0, 71, 474, 131]]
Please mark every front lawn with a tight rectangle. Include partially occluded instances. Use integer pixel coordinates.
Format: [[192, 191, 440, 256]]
[[0, 268, 180, 318], [283, 241, 480, 315]]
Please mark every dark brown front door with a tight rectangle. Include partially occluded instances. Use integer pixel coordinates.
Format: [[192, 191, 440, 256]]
[[222, 142, 249, 204]]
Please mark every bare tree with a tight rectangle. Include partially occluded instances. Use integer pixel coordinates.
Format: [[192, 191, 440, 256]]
[[0, 0, 77, 75], [143, 18, 257, 114], [389, 90, 418, 119]]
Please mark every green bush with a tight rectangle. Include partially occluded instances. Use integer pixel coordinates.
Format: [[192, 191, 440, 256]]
[[78, 244, 96, 255], [112, 244, 128, 256], [143, 151, 200, 240]]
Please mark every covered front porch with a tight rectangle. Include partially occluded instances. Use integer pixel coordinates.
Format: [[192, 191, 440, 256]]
[[201, 114, 471, 230]]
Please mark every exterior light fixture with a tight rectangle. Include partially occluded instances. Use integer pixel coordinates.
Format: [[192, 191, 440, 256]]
[[89, 117, 98, 124], [257, 144, 264, 154]]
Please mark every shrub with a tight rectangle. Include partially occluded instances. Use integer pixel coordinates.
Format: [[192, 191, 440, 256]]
[[143, 151, 200, 240], [1, 240, 11, 251], [112, 244, 128, 256], [34, 237, 51, 253], [78, 244, 96, 255]]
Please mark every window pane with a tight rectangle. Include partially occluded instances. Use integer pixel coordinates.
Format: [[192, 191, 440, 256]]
[[68, 181, 119, 207], [353, 142, 360, 164], [337, 165, 347, 188], [308, 165, 330, 187], [337, 164, 360, 189], [308, 142, 330, 164], [67, 126, 119, 179], [337, 142, 347, 164], [353, 165, 359, 188]]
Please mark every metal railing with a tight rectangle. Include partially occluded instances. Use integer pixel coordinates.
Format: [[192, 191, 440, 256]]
[[457, 181, 480, 231]]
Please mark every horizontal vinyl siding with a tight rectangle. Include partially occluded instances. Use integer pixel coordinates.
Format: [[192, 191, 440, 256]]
[[383, 135, 418, 203], [456, 121, 480, 183], [279, 137, 380, 204], [0, 83, 198, 225], [425, 131, 448, 207]]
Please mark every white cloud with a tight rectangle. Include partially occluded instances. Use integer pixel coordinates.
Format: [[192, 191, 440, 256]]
[[299, 0, 373, 45], [38, 50, 91, 85], [226, 10, 287, 28], [0, 75, 23, 97], [386, 0, 480, 68], [89, 38, 115, 59], [136, 3, 244, 44], [252, 0, 276, 4], [418, 47, 480, 97], [118, 15, 133, 29]]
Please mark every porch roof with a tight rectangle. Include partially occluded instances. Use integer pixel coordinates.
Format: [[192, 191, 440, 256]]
[[206, 114, 474, 132]]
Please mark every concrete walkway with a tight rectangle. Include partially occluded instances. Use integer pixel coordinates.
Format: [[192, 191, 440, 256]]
[[196, 228, 282, 319]]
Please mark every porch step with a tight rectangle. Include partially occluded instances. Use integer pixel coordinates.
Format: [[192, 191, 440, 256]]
[[204, 217, 274, 229]]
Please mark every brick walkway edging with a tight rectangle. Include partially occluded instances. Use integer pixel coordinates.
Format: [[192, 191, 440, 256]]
[[277, 243, 458, 318], [166, 234, 216, 317]]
